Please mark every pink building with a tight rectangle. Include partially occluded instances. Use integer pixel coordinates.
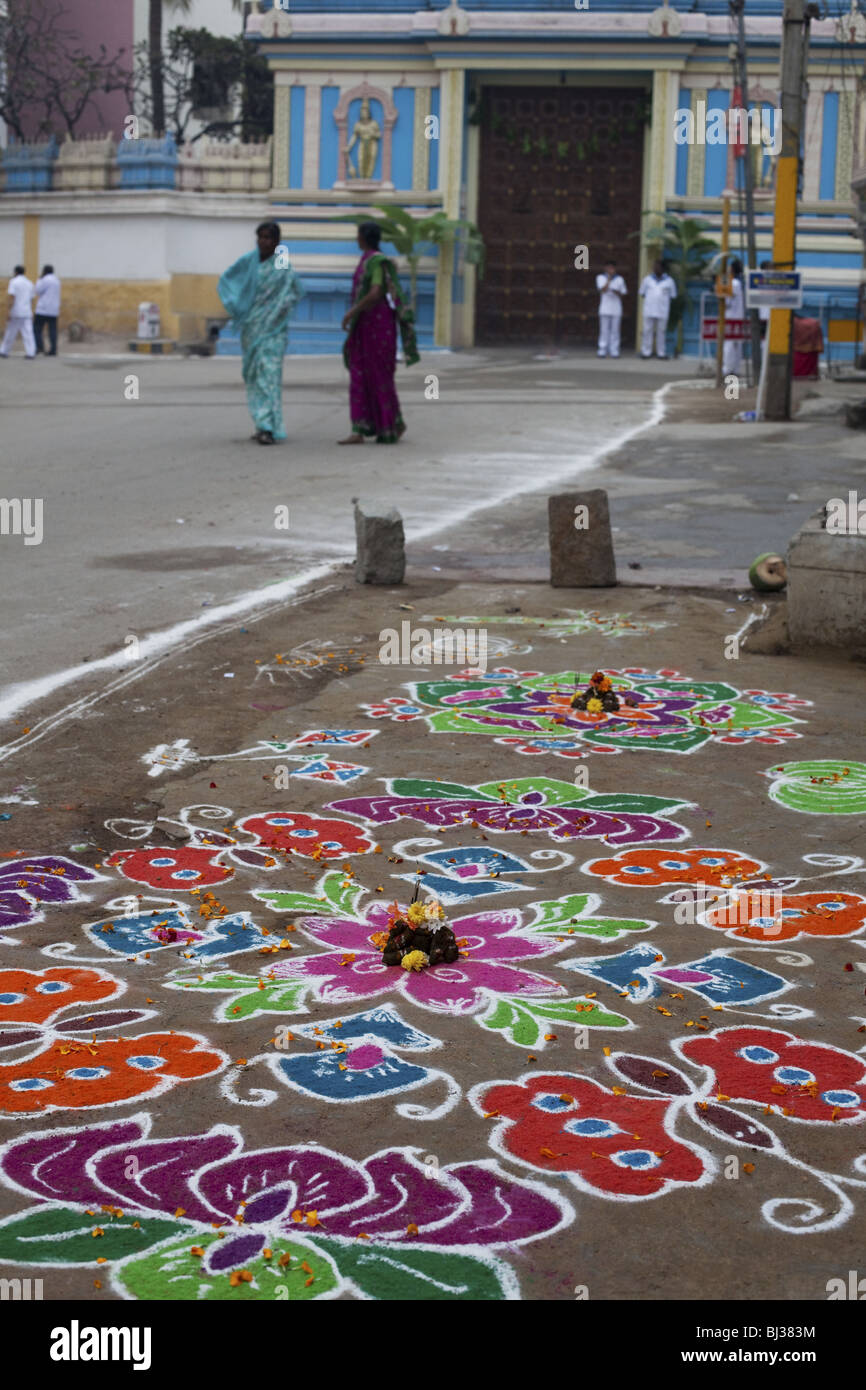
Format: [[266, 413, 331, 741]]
[[15, 0, 135, 140], [12, 1, 244, 141]]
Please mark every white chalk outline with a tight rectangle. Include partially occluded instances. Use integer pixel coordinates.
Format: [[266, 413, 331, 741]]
[[0, 379, 688, 750]]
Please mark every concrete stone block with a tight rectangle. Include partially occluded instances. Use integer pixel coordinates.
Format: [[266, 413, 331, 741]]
[[354, 500, 405, 585], [786, 508, 866, 654], [548, 489, 616, 588]]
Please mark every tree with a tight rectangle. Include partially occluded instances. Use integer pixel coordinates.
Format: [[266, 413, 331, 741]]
[[238, 44, 273, 143], [333, 205, 486, 316], [0, 0, 132, 140], [148, 0, 193, 136], [227, 1, 274, 141], [133, 27, 272, 144], [639, 211, 718, 355]]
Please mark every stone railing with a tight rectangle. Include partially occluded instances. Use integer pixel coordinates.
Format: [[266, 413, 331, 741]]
[[178, 137, 272, 193], [1, 138, 59, 191], [0, 133, 277, 195], [54, 134, 115, 191]]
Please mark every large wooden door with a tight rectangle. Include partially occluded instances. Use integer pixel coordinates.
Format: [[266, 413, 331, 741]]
[[475, 85, 648, 347]]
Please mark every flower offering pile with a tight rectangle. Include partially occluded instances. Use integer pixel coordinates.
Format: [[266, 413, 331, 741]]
[[376, 896, 460, 971], [571, 669, 622, 715]]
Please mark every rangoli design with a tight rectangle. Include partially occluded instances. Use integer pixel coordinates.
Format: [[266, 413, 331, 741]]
[[0, 1117, 572, 1300], [392, 670, 809, 757], [1, 648, 862, 1301], [764, 760, 866, 815], [329, 775, 691, 844]]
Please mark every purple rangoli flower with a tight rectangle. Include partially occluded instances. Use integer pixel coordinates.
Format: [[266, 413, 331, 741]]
[[0, 1115, 573, 1291], [272, 903, 567, 1013], [330, 785, 687, 846], [0, 856, 99, 930]]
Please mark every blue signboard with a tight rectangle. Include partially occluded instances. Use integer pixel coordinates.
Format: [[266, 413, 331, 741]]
[[746, 271, 803, 309]]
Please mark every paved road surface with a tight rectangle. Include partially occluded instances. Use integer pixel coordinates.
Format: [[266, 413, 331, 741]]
[[0, 350, 680, 711], [2, 350, 861, 729]]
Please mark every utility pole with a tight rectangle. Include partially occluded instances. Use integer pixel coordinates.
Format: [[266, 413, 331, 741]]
[[730, 0, 763, 384], [765, 0, 813, 420], [716, 194, 731, 387]]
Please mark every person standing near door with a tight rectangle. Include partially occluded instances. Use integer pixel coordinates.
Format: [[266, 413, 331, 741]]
[[596, 261, 627, 359], [0, 265, 36, 359], [639, 259, 677, 358], [34, 265, 61, 356]]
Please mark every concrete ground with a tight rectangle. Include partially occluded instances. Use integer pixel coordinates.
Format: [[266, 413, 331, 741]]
[[0, 350, 865, 1311], [1, 346, 862, 711], [0, 348, 681, 701]]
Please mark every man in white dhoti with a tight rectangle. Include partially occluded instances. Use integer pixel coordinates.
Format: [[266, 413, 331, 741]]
[[0, 266, 36, 359], [595, 261, 627, 359], [723, 258, 746, 376], [639, 259, 677, 359]]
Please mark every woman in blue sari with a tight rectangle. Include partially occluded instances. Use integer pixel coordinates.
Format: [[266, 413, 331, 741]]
[[218, 222, 303, 445]]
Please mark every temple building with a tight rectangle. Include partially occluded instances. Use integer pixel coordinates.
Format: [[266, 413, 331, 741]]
[[248, 0, 865, 355], [1, 0, 864, 356]]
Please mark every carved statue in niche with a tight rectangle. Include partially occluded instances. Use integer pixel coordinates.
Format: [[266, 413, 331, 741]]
[[333, 81, 397, 190], [345, 98, 381, 180]]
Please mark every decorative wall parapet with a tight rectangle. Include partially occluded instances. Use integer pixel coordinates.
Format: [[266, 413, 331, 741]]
[[54, 134, 115, 192], [116, 134, 178, 190], [178, 138, 273, 194], [1, 138, 59, 192]]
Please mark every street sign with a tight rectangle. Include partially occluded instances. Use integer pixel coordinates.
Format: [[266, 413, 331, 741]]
[[746, 270, 803, 309], [701, 317, 750, 342]]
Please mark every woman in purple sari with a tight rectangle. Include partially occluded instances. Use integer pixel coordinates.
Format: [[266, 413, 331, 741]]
[[339, 222, 419, 444]]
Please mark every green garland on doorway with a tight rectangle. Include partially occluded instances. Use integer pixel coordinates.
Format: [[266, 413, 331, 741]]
[[482, 93, 652, 163]]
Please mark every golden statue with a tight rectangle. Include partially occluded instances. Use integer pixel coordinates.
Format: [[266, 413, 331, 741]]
[[345, 98, 381, 180]]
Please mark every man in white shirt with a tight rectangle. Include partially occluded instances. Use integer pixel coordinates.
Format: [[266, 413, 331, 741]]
[[34, 264, 61, 356], [595, 261, 627, 358], [1, 265, 36, 359], [639, 259, 677, 359], [723, 257, 746, 376]]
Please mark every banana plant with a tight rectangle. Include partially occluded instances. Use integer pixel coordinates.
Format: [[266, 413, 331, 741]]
[[332, 204, 486, 316]]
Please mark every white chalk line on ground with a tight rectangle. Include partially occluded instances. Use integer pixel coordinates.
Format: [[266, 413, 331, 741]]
[[0, 377, 700, 752], [405, 378, 703, 548], [0, 574, 340, 761]]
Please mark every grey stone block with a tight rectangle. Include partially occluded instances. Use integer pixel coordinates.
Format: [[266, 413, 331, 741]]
[[548, 490, 617, 588], [354, 500, 405, 585], [740, 598, 790, 655], [786, 507, 866, 653]]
